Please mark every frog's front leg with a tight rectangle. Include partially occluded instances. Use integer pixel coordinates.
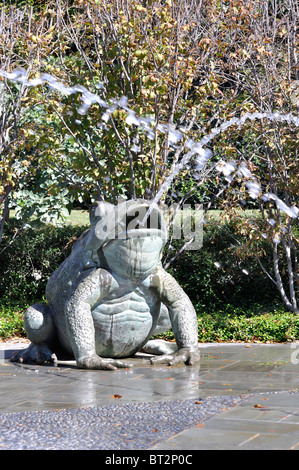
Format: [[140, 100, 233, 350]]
[[149, 267, 200, 366], [65, 269, 132, 370], [150, 346, 199, 366]]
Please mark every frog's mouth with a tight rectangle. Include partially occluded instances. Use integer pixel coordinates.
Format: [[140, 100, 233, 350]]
[[102, 235, 164, 277], [102, 202, 167, 243], [117, 204, 166, 240], [101, 202, 167, 277]]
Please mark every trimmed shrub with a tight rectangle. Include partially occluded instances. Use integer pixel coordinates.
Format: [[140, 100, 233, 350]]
[[1, 216, 294, 342], [0, 219, 88, 306], [165, 220, 281, 311]]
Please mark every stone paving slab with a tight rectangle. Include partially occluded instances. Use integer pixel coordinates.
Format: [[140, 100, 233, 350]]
[[151, 391, 299, 450], [0, 340, 299, 450]]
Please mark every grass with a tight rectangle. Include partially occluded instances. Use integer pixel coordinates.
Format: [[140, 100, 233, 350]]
[[9, 207, 259, 228], [65, 208, 229, 225], [62, 208, 259, 227], [205, 209, 259, 220], [64, 209, 90, 226], [9, 209, 90, 227]]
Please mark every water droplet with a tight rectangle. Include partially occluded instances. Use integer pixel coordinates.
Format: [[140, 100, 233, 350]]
[[245, 180, 261, 199], [125, 111, 140, 126]]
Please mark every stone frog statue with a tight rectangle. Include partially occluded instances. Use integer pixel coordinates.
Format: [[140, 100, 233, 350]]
[[12, 199, 199, 370]]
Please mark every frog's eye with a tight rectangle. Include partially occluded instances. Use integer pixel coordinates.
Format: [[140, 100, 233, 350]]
[[89, 201, 114, 225], [126, 213, 139, 229], [125, 206, 162, 230]]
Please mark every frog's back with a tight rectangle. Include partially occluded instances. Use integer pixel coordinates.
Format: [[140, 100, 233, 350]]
[[46, 229, 92, 306]]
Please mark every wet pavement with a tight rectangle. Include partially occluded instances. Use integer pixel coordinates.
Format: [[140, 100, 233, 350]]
[[0, 340, 299, 450]]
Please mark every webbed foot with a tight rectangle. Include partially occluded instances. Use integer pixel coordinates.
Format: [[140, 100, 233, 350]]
[[10, 343, 57, 366]]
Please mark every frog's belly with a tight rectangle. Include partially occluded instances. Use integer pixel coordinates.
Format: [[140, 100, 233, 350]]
[[92, 301, 154, 358]]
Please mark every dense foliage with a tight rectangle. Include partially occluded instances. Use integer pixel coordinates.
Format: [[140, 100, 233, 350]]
[[0, 0, 298, 330], [1, 0, 298, 211], [0, 215, 294, 341]]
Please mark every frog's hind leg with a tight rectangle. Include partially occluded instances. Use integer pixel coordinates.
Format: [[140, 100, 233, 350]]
[[11, 304, 58, 365], [141, 305, 178, 356], [141, 339, 178, 355]]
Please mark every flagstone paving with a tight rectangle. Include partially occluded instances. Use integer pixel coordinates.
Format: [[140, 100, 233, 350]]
[[0, 341, 299, 450]]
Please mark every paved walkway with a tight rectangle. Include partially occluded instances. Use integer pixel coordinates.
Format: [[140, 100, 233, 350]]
[[0, 340, 299, 450]]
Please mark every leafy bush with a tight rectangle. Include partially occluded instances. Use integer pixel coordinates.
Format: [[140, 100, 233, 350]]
[[1, 217, 296, 342], [165, 220, 281, 310], [157, 308, 299, 344], [0, 219, 88, 306], [0, 304, 25, 339], [196, 309, 299, 343]]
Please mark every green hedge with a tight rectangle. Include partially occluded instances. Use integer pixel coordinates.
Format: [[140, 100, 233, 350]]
[[166, 220, 281, 310], [1, 217, 279, 309], [0, 220, 88, 306], [157, 309, 299, 344], [196, 310, 299, 343], [0, 217, 296, 342]]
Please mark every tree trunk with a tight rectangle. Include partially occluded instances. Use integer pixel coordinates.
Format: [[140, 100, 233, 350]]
[[273, 242, 299, 314], [0, 185, 11, 246]]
